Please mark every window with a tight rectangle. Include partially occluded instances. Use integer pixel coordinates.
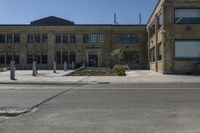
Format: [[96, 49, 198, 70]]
[[175, 40, 200, 58], [14, 34, 20, 43], [116, 33, 138, 44], [56, 52, 61, 64], [56, 51, 69, 64], [0, 52, 5, 64], [7, 34, 13, 43], [150, 47, 155, 62], [70, 52, 76, 63], [149, 24, 155, 38], [83, 33, 104, 44], [35, 34, 41, 43], [69, 34, 76, 43], [42, 33, 48, 43], [35, 52, 41, 64], [55, 33, 62, 43], [157, 43, 162, 60], [0, 34, 6, 43], [5, 52, 20, 64], [27, 52, 47, 64], [97, 34, 104, 43], [62, 51, 68, 64], [6, 52, 13, 64], [90, 34, 97, 43], [27, 34, 34, 43], [83, 34, 90, 43], [175, 9, 200, 24], [14, 52, 20, 64], [41, 52, 48, 64], [27, 52, 33, 64], [62, 34, 68, 43], [158, 13, 163, 29]]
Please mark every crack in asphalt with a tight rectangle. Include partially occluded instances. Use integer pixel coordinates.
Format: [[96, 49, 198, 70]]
[[0, 88, 74, 123], [0, 84, 90, 123]]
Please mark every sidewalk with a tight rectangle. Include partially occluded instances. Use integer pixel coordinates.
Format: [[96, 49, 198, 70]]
[[0, 70, 200, 85]]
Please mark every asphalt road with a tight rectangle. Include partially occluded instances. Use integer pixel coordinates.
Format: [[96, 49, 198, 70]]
[[0, 84, 200, 133]]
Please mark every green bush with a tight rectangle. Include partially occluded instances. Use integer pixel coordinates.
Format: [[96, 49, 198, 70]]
[[115, 68, 126, 76]]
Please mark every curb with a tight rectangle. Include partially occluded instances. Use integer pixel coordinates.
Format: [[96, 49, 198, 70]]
[[0, 81, 199, 86], [0, 82, 89, 86]]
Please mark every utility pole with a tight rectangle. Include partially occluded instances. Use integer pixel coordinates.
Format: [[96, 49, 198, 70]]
[[114, 13, 119, 25], [139, 13, 142, 24]]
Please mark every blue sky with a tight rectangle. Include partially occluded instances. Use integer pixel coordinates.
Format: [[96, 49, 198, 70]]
[[0, 0, 158, 24]]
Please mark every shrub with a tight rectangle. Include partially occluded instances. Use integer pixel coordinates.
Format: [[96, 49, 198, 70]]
[[115, 68, 126, 76]]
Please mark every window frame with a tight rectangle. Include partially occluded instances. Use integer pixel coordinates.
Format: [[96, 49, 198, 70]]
[[69, 33, 76, 43], [27, 52, 33, 64], [0, 34, 6, 43], [157, 13, 163, 30], [0, 51, 5, 64], [83, 33, 104, 44], [14, 33, 20, 44], [174, 39, 200, 60], [174, 8, 200, 24], [55, 33, 62, 44], [62, 33, 69, 44], [42, 33, 48, 44], [7, 34, 13, 43], [116, 33, 139, 44], [97, 34, 104, 43], [150, 47, 156, 62], [27, 34, 34, 43], [157, 43, 162, 61], [34, 34, 41, 44]]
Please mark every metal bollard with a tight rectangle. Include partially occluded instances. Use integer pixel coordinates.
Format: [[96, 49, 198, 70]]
[[53, 61, 56, 73], [64, 61, 67, 71], [83, 62, 85, 67], [32, 61, 37, 76], [10, 61, 15, 80], [72, 62, 75, 70], [36, 62, 38, 75]]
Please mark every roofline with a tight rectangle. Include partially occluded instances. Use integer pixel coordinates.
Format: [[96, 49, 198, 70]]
[[76, 24, 146, 26], [147, 0, 162, 25], [0, 24, 146, 27], [30, 16, 75, 25]]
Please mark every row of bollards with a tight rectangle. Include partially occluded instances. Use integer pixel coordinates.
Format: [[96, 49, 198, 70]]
[[10, 61, 77, 80]]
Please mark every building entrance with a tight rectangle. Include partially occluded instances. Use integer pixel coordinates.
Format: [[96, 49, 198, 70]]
[[89, 54, 98, 67]]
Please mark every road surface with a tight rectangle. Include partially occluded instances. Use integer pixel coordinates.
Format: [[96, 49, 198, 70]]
[[0, 83, 200, 133]]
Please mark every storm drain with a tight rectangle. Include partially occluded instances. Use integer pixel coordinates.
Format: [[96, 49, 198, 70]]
[[0, 107, 37, 117]]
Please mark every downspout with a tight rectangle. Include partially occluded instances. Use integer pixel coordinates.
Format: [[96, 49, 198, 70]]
[[147, 28, 150, 69], [161, 5, 166, 74], [155, 15, 159, 72]]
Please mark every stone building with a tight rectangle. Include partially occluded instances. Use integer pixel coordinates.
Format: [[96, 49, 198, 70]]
[[0, 0, 200, 74], [147, 0, 200, 74], [0, 16, 147, 70]]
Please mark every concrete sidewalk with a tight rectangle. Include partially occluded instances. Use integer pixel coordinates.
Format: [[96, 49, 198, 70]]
[[0, 70, 200, 85]]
